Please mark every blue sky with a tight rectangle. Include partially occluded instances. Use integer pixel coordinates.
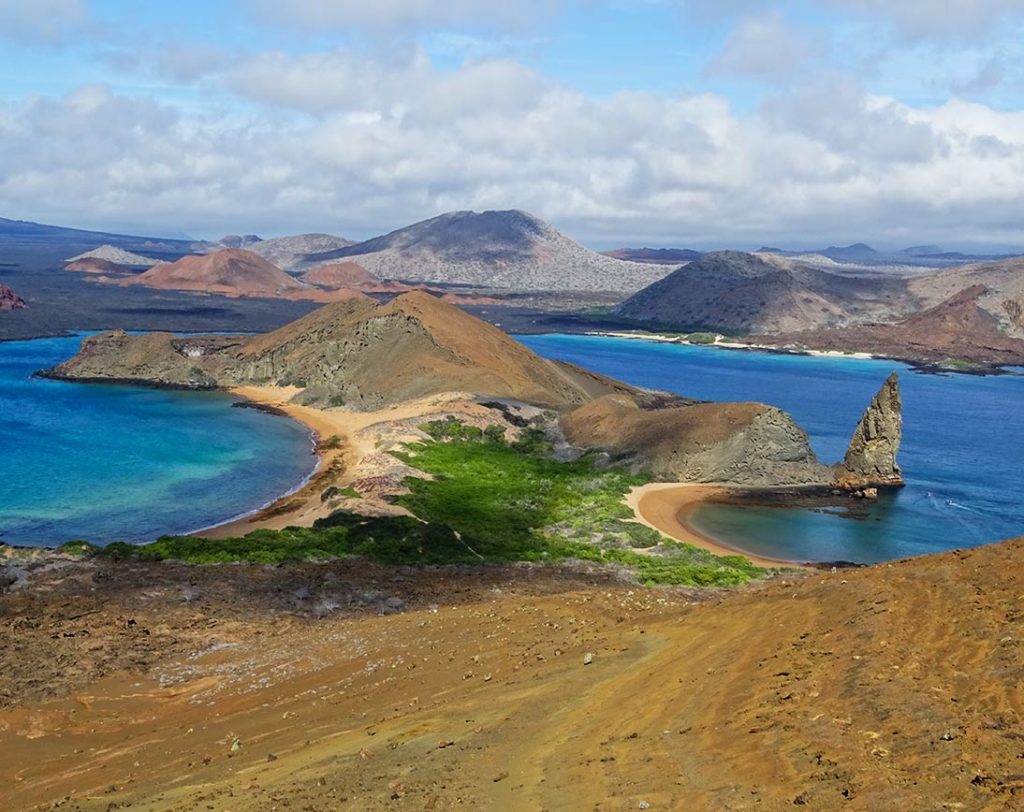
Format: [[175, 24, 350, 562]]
[[2, 0, 1024, 249]]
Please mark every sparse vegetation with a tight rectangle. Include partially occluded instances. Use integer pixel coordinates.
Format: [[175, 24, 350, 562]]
[[76, 420, 766, 587], [318, 434, 343, 450]]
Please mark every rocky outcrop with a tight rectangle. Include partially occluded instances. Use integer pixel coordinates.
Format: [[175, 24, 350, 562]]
[[0, 284, 26, 311], [835, 372, 903, 488], [561, 394, 832, 486]]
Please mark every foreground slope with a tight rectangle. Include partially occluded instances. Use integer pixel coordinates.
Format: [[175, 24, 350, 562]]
[[303, 209, 671, 293], [2, 537, 1023, 810]]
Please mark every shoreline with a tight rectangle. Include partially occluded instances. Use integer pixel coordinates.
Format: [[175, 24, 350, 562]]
[[195, 386, 348, 538], [626, 482, 809, 570], [583, 329, 1019, 376]]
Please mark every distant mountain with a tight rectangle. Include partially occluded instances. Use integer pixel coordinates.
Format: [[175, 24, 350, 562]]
[[601, 248, 702, 264], [0, 216, 191, 252], [820, 243, 879, 263], [66, 245, 163, 268], [301, 210, 671, 294], [245, 234, 355, 271], [110, 248, 363, 304], [909, 256, 1024, 338], [615, 251, 912, 334], [0, 284, 26, 311], [900, 245, 944, 256]]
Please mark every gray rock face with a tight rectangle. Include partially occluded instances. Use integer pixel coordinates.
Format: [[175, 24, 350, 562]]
[[839, 372, 903, 487]]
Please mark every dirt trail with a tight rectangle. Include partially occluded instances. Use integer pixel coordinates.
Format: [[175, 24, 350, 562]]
[[3, 539, 1024, 810]]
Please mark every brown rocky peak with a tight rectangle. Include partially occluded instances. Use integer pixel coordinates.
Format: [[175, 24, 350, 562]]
[[0, 283, 27, 311], [839, 372, 903, 488]]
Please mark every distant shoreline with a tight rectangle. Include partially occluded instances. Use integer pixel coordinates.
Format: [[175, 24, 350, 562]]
[[581, 329, 1019, 375]]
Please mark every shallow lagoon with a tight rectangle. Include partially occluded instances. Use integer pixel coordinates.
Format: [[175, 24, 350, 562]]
[[520, 334, 1024, 563], [0, 335, 316, 547]]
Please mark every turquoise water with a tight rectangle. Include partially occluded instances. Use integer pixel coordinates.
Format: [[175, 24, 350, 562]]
[[519, 334, 1024, 563], [0, 335, 317, 547]]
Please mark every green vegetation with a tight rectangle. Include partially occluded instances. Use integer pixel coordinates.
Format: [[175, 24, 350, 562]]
[[318, 434, 344, 450], [80, 420, 766, 587], [684, 332, 718, 345], [940, 357, 985, 372]]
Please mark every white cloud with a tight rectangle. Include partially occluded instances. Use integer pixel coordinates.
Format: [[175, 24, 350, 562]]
[[3, 57, 1024, 249], [0, 0, 86, 43]]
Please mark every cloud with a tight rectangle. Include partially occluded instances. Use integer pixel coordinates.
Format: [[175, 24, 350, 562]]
[[3, 57, 1024, 249], [829, 0, 1024, 41], [707, 10, 823, 81], [0, 0, 86, 43], [241, 0, 563, 32]]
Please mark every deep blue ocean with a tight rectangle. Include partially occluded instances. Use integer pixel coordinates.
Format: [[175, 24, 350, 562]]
[[519, 334, 1024, 564], [0, 335, 317, 547]]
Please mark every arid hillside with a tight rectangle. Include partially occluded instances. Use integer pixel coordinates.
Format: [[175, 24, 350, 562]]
[[50, 290, 639, 409], [616, 251, 914, 334], [760, 285, 1024, 367], [2, 536, 1023, 810]]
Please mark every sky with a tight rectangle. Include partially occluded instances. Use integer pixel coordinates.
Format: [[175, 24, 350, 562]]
[[2, 1, 1024, 249]]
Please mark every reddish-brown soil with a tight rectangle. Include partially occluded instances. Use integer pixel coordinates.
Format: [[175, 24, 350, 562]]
[[64, 258, 136, 275], [3, 538, 1024, 811]]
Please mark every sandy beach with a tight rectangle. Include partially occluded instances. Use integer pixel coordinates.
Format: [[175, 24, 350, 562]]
[[201, 386, 509, 538], [626, 482, 806, 568]]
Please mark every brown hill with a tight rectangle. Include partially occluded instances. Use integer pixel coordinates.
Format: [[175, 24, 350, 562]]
[[760, 285, 1024, 367], [64, 257, 136, 274], [0, 284, 26, 311], [910, 256, 1024, 338], [120, 248, 310, 298], [616, 251, 913, 334], [299, 261, 411, 293], [50, 290, 637, 411]]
